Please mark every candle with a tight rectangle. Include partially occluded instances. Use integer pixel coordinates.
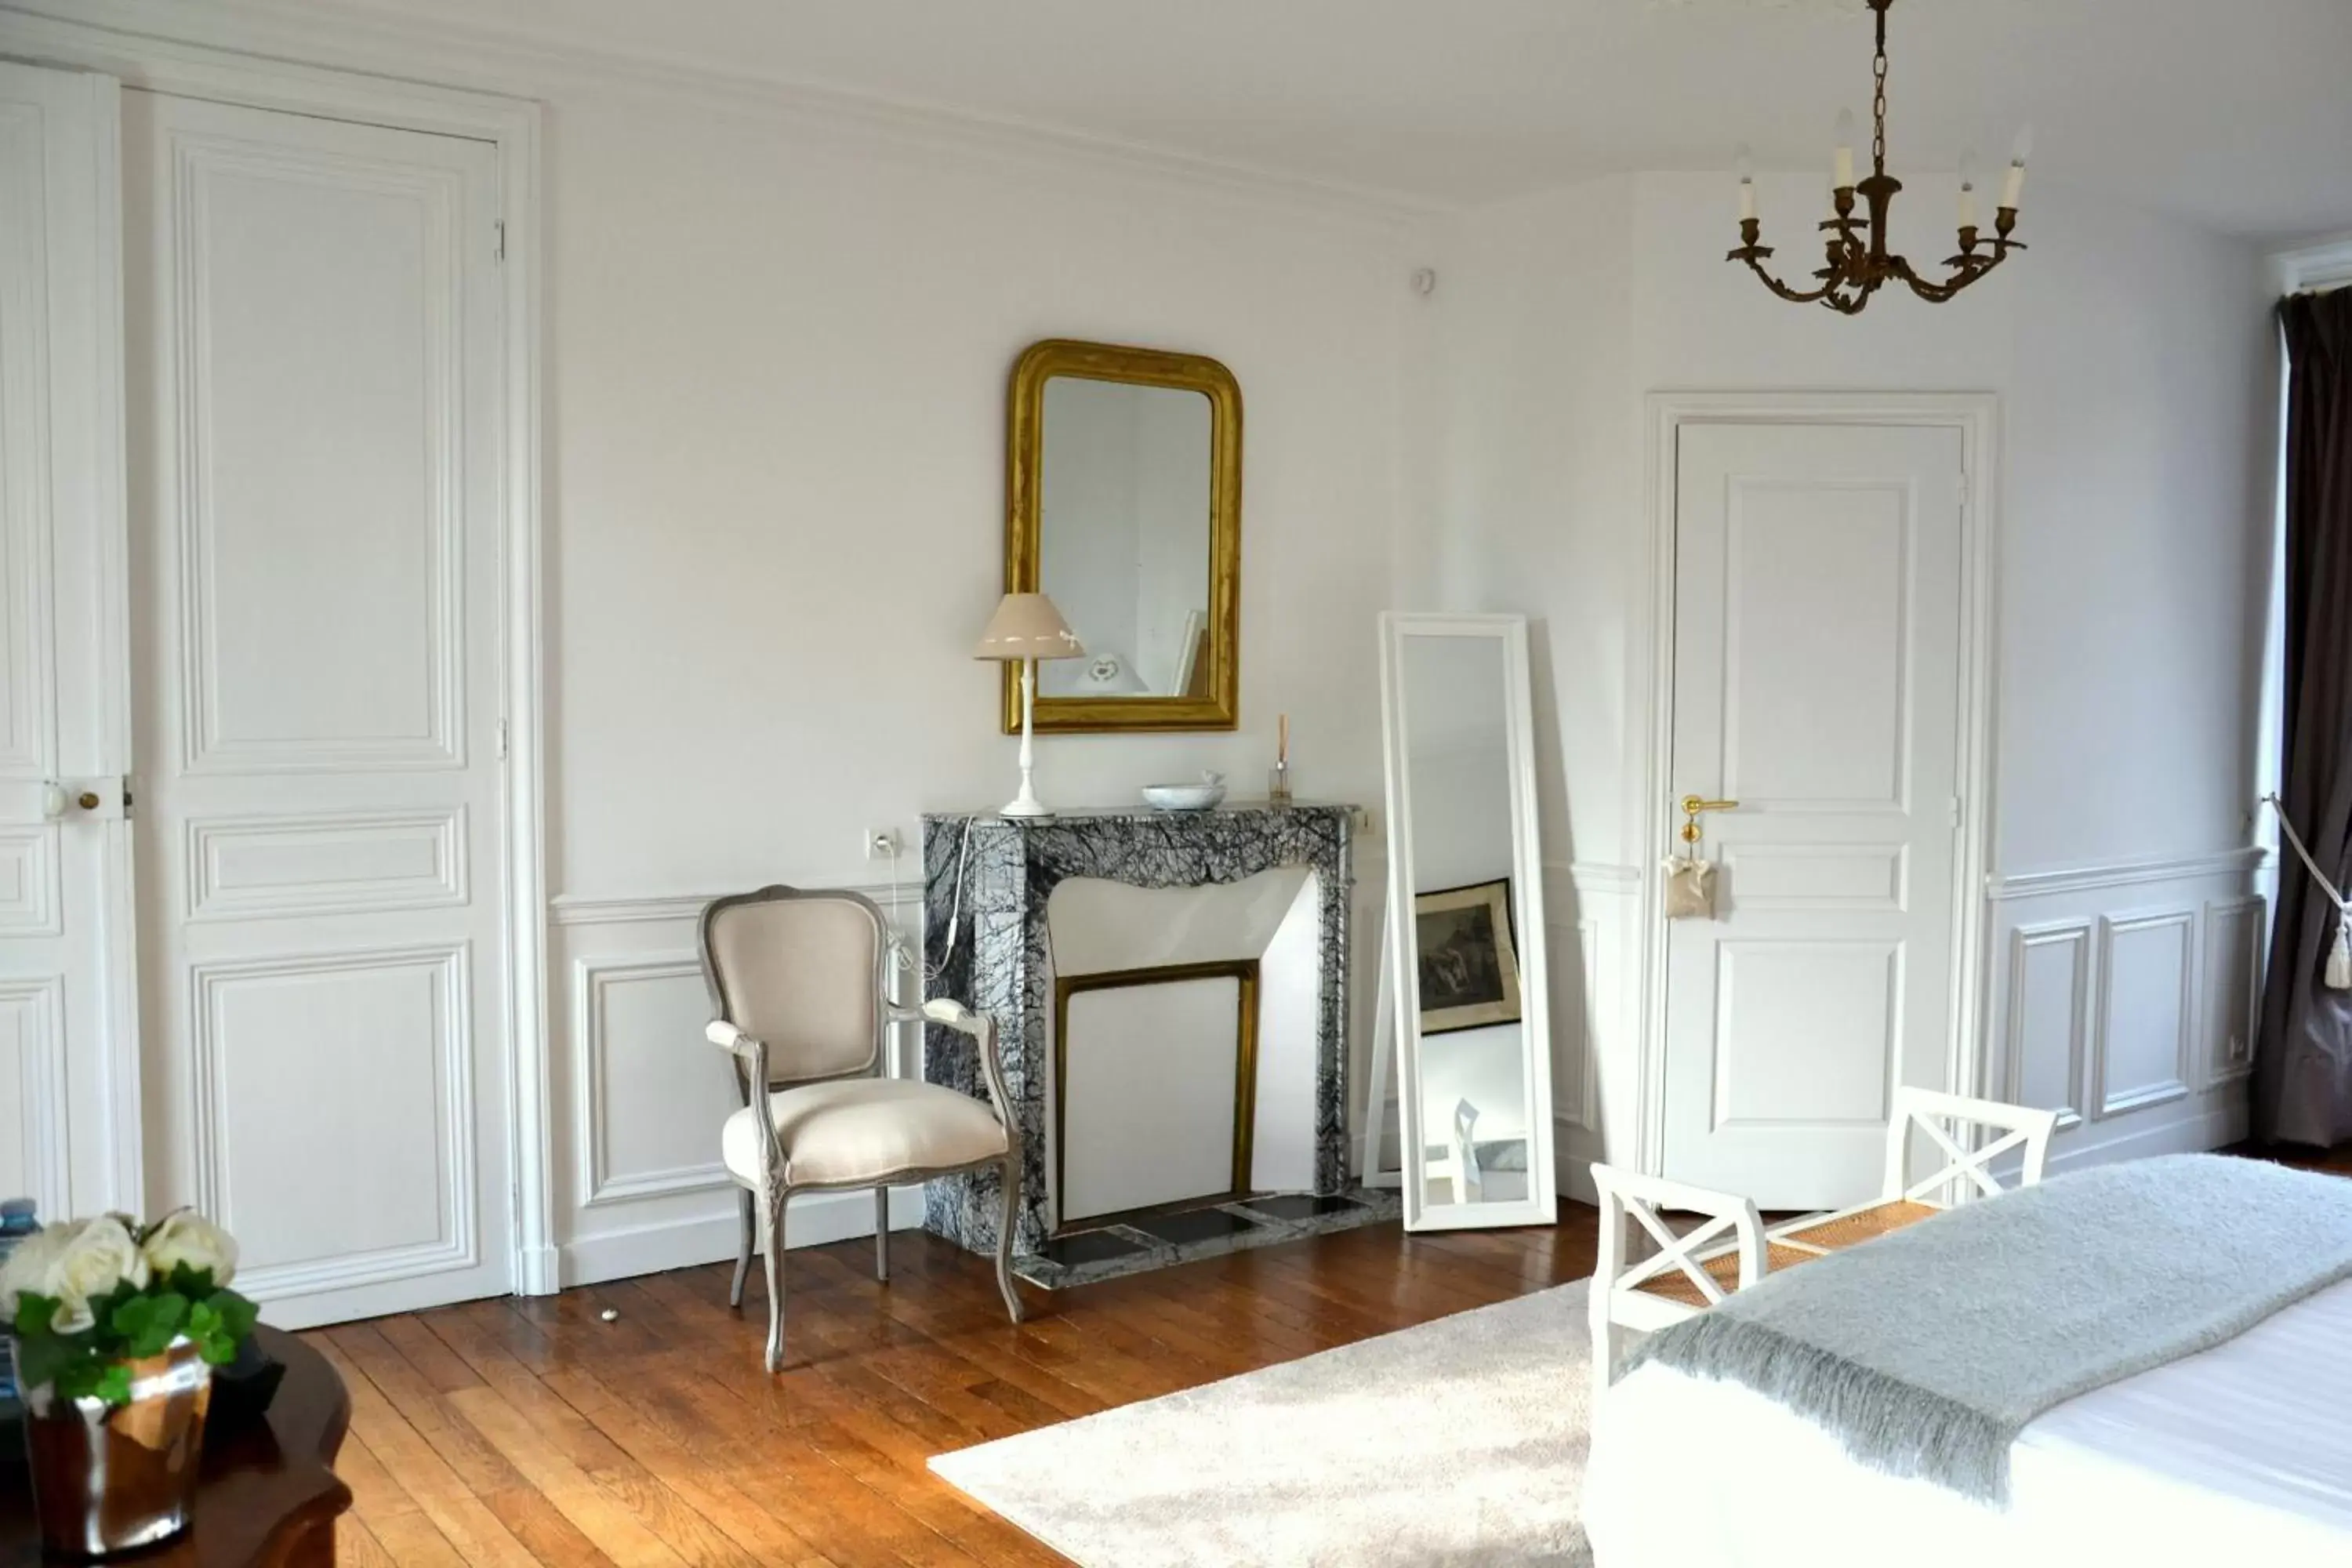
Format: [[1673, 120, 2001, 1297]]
[[2002, 124, 2033, 210], [1735, 144, 1757, 222], [1278, 713, 1289, 766], [1833, 108, 1857, 190]]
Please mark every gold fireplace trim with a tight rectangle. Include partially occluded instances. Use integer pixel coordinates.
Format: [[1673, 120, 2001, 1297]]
[[1051, 959, 1261, 1236]]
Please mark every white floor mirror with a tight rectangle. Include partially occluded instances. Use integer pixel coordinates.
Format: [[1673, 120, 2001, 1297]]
[[1377, 612, 1557, 1230]]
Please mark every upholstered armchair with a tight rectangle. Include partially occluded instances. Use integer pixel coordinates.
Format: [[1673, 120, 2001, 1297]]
[[699, 885, 1024, 1372]]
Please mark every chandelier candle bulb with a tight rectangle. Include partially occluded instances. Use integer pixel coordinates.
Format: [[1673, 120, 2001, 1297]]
[[1833, 107, 1857, 189], [1736, 145, 1757, 220]]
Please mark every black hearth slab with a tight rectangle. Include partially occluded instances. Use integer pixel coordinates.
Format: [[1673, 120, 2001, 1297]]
[[1033, 1227, 1154, 1269], [1237, 1192, 1370, 1221], [1128, 1206, 1267, 1247]]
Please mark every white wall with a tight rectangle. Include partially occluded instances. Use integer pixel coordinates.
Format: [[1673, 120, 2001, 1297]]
[[1416, 169, 2279, 1191], [532, 92, 1417, 1278]]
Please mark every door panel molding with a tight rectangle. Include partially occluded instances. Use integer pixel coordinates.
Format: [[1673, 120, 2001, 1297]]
[[1637, 391, 2001, 1180], [0, 975, 70, 1215], [185, 806, 467, 922], [188, 942, 477, 1296], [0, 826, 61, 935], [165, 134, 468, 777]]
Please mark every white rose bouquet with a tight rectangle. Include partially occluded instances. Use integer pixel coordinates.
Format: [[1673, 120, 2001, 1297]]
[[0, 1209, 257, 1406]]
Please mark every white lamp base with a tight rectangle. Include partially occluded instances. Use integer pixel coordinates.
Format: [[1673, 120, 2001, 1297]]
[[999, 656, 1054, 821]]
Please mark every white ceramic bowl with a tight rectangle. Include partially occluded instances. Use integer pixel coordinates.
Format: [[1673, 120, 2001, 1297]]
[[1142, 781, 1228, 812]]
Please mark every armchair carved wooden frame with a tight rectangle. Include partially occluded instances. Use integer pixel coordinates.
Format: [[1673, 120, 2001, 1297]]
[[699, 885, 1025, 1373]]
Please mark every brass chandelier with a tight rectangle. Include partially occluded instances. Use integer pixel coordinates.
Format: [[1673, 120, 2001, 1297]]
[[1730, 0, 2030, 314]]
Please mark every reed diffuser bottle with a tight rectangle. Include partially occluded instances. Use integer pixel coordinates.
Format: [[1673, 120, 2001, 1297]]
[[1269, 713, 1294, 808]]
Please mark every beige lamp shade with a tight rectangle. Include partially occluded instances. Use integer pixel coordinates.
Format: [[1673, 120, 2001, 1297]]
[[974, 592, 1086, 662]]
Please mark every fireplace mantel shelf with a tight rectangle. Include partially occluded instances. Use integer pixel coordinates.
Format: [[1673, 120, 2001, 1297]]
[[920, 803, 1357, 1267]]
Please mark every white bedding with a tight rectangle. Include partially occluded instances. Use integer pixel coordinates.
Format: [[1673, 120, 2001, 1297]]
[[1584, 1277, 2352, 1566]]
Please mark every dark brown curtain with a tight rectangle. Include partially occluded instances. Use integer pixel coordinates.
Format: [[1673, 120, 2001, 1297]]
[[2255, 289, 2352, 1147]]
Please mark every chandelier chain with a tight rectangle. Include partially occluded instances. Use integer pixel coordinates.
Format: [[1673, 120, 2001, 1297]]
[[1871, 4, 1889, 174]]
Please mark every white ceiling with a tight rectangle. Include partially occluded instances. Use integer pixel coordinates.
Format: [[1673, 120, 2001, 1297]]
[[204, 0, 2352, 241]]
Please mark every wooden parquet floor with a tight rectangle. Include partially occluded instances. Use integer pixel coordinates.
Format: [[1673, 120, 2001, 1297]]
[[309, 1209, 1600, 1566]]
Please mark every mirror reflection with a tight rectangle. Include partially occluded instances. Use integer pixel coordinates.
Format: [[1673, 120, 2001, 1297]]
[[1381, 615, 1554, 1226], [1036, 376, 1214, 699]]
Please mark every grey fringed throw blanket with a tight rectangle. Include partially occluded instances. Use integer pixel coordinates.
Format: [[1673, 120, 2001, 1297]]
[[1627, 1154, 2352, 1502]]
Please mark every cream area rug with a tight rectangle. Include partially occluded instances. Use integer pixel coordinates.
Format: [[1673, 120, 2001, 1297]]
[[929, 1280, 1594, 1566]]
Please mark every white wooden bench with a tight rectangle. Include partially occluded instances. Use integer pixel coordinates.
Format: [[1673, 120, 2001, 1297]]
[[1590, 1088, 2061, 1386]]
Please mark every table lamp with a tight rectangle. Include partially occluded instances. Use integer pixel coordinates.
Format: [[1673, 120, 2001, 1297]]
[[975, 592, 1085, 819]]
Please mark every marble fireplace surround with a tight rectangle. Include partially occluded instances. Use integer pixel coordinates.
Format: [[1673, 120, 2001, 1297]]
[[922, 804, 1356, 1265]]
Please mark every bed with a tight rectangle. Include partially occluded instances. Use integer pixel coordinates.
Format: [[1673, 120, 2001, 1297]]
[[1581, 1155, 2352, 1566]]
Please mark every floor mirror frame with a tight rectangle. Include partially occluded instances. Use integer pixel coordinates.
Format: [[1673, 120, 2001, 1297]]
[[1377, 612, 1559, 1232]]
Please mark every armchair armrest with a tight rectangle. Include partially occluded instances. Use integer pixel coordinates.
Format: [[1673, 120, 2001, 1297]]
[[909, 998, 1018, 1135], [707, 1018, 780, 1175], [919, 997, 983, 1033]]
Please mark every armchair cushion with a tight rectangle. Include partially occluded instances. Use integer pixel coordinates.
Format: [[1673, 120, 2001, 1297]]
[[723, 1077, 1009, 1190]]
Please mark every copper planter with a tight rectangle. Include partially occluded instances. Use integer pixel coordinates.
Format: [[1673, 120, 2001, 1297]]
[[21, 1338, 213, 1559]]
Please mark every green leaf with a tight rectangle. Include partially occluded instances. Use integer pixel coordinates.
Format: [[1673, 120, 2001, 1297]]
[[12, 1291, 58, 1339], [16, 1332, 89, 1393], [51, 1356, 107, 1403], [205, 1289, 259, 1345], [92, 1363, 132, 1406], [163, 1263, 218, 1299], [109, 1292, 188, 1359]]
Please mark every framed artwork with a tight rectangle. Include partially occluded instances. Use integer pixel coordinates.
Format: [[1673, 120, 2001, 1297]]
[[1412, 879, 1523, 1036]]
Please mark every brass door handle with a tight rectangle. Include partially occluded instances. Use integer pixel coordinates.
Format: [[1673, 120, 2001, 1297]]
[[76, 791, 101, 811], [1678, 797, 1739, 847]]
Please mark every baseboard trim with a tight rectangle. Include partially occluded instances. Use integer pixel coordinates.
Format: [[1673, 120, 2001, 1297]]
[[1555, 1149, 1598, 1207], [1987, 847, 2266, 902], [2048, 1103, 2245, 1172], [515, 1242, 561, 1298], [558, 1184, 924, 1288]]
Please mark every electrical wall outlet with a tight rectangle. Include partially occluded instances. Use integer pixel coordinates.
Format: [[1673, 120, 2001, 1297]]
[[864, 828, 901, 861]]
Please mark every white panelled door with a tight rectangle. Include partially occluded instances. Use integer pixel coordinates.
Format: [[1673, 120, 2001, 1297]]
[[1662, 422, 1966, 1210], [0, 62, 137, 1222], [124, 91, 512, 1327]]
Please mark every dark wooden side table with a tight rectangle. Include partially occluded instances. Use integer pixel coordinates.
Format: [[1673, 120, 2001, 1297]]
[[0, 1327, 351, 1566]]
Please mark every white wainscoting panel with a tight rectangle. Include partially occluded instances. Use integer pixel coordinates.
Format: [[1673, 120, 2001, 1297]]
[[2202, 896, 2264, 1088], [187, 808, 467, 921], [2093, 910, 2195, 1120], [1550, 862, 1639, 1202], [2005, 920, 2090, 1132], [1983, 851, 2259, 1173], [0, 976, 67, 1214], [1548, 911, 1602, 1132], [191, 944, 476, 1298], [574, 953, 732, 1209]]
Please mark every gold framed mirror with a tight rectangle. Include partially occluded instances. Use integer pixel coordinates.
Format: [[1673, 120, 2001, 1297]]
[[1004, 339, 1242, 734]]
